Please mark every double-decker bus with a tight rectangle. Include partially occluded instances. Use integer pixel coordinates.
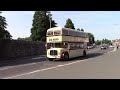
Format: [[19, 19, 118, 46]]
[[46, 27, 89, 61]]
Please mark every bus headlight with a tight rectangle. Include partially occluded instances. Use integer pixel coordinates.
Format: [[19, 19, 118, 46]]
[[58, 54, 60, 57]]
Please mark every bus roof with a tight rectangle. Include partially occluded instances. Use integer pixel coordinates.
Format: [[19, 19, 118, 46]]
[[47, 27, 88, 34], [47, 27, 63, 31]]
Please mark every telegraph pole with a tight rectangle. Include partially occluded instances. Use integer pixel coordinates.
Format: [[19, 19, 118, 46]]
[[101, 40, 102, 45], [49, 13, 52, 28]]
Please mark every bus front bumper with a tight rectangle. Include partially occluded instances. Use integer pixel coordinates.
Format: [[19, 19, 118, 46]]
[[47, 55, 61, 59]]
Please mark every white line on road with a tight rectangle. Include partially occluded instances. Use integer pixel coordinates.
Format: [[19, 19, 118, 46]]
[[0, 49, 99, 75], [3, 48, 116, 79], [3, 60, 86, 79], [0, 56, 47, 71], [32, 57, 46, 59], [0, 63, 37, 71]]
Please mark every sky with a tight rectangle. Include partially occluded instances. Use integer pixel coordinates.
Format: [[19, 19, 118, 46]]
[[1, 11, 120, 40]]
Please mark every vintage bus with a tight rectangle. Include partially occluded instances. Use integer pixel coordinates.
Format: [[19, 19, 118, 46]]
[[46, 27, 89, 61]]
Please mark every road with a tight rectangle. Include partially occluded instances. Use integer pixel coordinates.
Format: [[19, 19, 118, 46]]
[[0, 47, 118, 79]]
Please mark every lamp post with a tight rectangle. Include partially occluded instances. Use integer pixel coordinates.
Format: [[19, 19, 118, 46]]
[[101, 40, 102, 45], [113, 24, 119, 49], [49, 14, 52, 28]]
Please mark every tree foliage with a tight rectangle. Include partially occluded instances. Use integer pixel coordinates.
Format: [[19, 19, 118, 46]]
[[17, 37, 31, 41], [64, 18, 75, 29], [77, 28, 80, 31], [95, 40, 101, 45], [95, 39, 112, 45], [88, 33, 95, 45], [30, 11, 57, 41], [77, 28, 84, 32], [81, 28, 84, 32], [101, 39, 112, 45], [0, 12, 12, 39]]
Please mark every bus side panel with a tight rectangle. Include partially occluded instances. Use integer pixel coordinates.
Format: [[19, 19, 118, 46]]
[[69, 49, 85, 58]]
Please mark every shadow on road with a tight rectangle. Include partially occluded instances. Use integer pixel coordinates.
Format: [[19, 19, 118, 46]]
[[55, 53, 104, 62], [0, 52, 104, 68], [0, 55, 47, 68]]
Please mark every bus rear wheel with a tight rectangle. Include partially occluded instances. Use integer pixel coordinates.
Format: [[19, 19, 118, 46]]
[[83, 50, 86, 56], [48, 58, 53, 61]]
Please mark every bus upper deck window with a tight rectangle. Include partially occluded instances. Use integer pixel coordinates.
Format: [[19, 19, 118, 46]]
[[54, 30, 60, 35], [47, 31, 53, 35]]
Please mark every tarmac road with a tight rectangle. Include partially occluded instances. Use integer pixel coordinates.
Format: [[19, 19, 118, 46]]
[[0, 47, 116, 79]]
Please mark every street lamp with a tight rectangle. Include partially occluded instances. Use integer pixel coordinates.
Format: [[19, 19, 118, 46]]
[[101, 40, 102, 45], [49, 14, 52, 28], [113, 24, 120, 49]]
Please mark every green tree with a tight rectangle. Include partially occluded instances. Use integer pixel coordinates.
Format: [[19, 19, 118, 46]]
[[64, 18, 75, 29], [77, 28, 84, 32], [17, 37, 31, 41], [95, 39, 112, 45], [81, 28, 84, 32], [88, 33, 95, 45], [77, 28, 81, 31], [0, 12, 12, 39], [30, 11, 57, 41], [102, 38, 111, 45], [95, 40, 101, 45]]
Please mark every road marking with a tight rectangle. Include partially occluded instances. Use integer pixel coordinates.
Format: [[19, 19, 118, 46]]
[[2, 48, 103, 79], [32, 57, 46, 59], [0, 56, 47, 71], [3, 48, 115, 79], [0, 63, 37, 71], [3, 59, 87, 79]]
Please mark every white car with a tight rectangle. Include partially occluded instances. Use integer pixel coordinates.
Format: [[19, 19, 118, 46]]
[[87, 46, 93, 49], [109, 45, 115, 48], [101, 46, 107, 49]]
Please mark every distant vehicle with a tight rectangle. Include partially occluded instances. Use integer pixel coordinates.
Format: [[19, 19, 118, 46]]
[[100, 45, 108, 49], [46, 27, 89, 61], [87, 46, 93, 49], [109, 45, 115, 48]]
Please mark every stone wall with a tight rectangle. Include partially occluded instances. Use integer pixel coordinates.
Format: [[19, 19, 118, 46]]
[[0, 39, 46, 59]]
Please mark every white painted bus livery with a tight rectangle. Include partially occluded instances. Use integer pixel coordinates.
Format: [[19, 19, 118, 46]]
[[46, 27, 89, 61]]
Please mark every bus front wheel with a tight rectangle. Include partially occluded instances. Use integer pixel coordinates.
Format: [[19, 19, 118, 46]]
[[63, 54, 69, 61]]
